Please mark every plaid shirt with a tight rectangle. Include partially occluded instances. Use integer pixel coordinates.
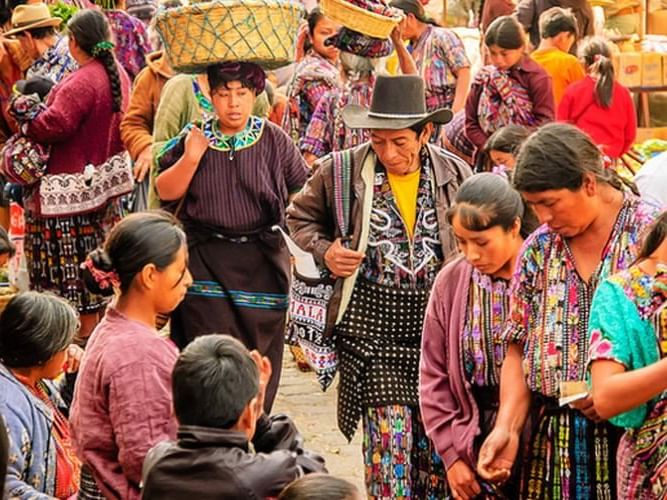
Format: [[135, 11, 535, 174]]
[[411, 26, 470, 112], [301, 78, 374, 158]]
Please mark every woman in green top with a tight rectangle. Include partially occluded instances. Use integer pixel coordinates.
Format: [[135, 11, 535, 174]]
[[588, 211, 667, 499]]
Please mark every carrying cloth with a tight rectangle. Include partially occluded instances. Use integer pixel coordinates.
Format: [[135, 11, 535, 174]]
[[475, 66, 537, 136], [336, 278, 429, 441], [287, 149, 353, 391]]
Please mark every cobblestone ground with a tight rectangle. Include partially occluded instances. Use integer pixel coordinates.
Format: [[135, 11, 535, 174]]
[[273, 346, 365, 493]]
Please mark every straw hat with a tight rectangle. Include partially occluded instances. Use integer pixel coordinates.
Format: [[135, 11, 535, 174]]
[[4, 3, 62, 37]]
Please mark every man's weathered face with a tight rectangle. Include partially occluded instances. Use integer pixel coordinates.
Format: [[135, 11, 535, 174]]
[[369, 125, 431, 175]]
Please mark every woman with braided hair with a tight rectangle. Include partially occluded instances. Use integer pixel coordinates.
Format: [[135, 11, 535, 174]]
[[22, 9, 131, 343]]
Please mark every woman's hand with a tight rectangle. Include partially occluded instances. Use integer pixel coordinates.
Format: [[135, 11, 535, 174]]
[[295, 22, 309, 62], [64, 344, 84, 374], [477, 426, 519, 484], [184, 126, 209, 163], [133, 145, 153, 183], [390, 23, 405, 47], [324, 238, 364, 278], [447, 460, 482, 500], [569, 394, 602, 422]]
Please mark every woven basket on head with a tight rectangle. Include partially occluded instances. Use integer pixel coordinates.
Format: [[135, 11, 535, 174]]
[[320, 0, 402, 39], [155, 0, 304, 73]]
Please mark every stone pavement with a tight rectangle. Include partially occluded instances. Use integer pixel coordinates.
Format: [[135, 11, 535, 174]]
[[273, 346, 365, 493]]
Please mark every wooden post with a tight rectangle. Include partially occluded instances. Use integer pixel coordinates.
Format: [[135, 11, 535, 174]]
[[441, 0, 447, 26]]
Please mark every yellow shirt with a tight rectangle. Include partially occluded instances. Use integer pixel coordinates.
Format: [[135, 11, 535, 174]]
[[387, 168, 421, 239], [531, 48, 586, 107]]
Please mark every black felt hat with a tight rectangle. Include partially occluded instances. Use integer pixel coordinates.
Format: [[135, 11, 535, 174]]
[[342, 75, 452, 130]]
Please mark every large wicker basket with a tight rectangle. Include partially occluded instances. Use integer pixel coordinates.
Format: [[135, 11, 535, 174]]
[[155, 0, 305, 73], [320, 0, 402, 39]]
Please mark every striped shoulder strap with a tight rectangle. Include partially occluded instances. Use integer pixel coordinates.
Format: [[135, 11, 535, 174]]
[[331, 149, 353, 238]]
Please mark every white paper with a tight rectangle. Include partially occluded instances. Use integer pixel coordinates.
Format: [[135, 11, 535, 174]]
[[559, 392, 589, 407], [272, 225, 321, 279]]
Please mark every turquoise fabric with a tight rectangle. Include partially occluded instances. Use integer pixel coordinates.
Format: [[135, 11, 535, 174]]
[[588, 275, 661, 429]]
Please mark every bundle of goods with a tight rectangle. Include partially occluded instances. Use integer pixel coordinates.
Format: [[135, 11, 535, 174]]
[[154, 0, 304, 72], [320, 0, 403, 39]]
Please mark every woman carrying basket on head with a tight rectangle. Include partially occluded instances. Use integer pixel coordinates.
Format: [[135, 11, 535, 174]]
[[155, 62, 309, 413]]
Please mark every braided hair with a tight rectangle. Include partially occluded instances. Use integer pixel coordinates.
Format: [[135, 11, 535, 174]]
[[67, 10, 123, 112]]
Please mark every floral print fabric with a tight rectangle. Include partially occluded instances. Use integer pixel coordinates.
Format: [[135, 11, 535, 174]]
[[104, 10, 152, 81]]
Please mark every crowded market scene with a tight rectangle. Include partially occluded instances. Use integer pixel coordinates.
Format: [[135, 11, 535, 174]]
[[0, 0, 666, 496]]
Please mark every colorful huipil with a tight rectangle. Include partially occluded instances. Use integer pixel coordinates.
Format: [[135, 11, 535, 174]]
[[337, 152, 448, 498], [588, 265, 667, 499], [410, 25, 469, 140], [504, 195, 657, 499], [26, 35, 78, 84], [157, 116, 308, 413], [103, 10, 152, 81], [411, 25, 469, 113], [281, 51, 339, 147], [462, 269, 509, 387], [301, 77, 374, 158]]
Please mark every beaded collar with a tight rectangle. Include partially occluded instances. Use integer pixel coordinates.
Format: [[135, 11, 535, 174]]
[[200, 116, 266, 155]]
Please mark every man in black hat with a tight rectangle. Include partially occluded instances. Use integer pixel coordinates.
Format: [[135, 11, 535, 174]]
[[287, 74, 471, 498], [390, 0, 471, 138]]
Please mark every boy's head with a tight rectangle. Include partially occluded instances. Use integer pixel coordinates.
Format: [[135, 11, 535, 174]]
[[172, 334, 260, 439], [0, 226, 15, 268], [278, 474, 363, 500], [539, 7, 578, 53]]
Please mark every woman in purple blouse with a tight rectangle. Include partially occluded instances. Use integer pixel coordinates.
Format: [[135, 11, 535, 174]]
[[420, 173, 535, 500]]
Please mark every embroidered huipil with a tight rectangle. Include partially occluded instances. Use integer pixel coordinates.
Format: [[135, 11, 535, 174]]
[[505, 196, 657, 398], [462, 269, 509, 387], [410, 25, 470, 113], [588, 265, 667, 498], [26, 35, 78, 84], [301, 77, 374, 158], [282, 51, 339, 146], [103, 10, 152, 81], [359, 153, 444, 290]]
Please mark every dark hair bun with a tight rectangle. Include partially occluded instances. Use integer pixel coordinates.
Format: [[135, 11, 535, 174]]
[[81, 248, 116, 297]]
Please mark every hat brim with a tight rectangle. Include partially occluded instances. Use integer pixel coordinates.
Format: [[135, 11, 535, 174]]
[[4, 17, 62, 37], [342, 104, 453, 130]]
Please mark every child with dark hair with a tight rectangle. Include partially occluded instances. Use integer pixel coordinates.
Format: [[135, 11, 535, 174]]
[[0, 292, 83, 498], [465, 16, 554, 161], [480, 124, 530, 172], [558, 36, 636, 160], [142, 334, 327, 500], [70, 211, 191, 500], [588, 211, 667, 498], [278, 474, 362, 500], [531, 7, 585, 106]]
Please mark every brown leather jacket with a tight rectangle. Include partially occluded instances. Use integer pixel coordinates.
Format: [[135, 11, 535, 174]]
[[286, 142, 472, 333]]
